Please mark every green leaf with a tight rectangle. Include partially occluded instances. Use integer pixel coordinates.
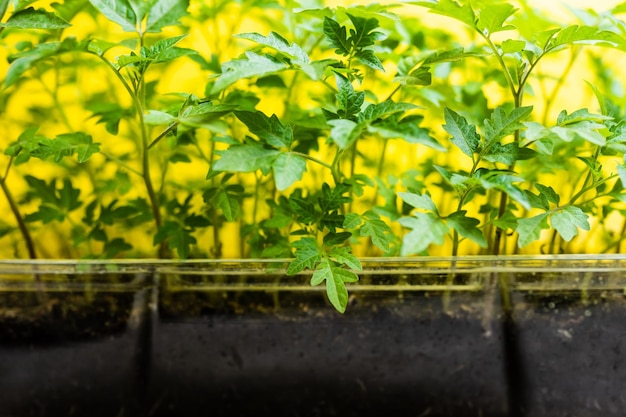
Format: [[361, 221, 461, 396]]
[[23, 176, 82, 221], [361, 101, 418, 122], [235, 111, 293, 149], [215, 189, 240, 222], [447, 211, 487, 247], [311, 259, 358, 313], [483, 142, 536, 165], [474, 169, 531, 209], [236, 31, 310, 63], [154, 221, 196, 259], [546, 25, 626, 52], [414, 0, 476, 27], [501, 39, 526, 54], [323, 232, 352, 246], [323, 16, 351, 55], [88, 0, 137, 32], [24, 205, 65, 224], [86, 101, 128, 134], [213, 143, 279, 173], [143, 35, 194, 63], [103, 238, 133, 257], [443, 108, 481, 157], [329, 246, 362, 271], [551, 206, 589, 241], [144, 110, 176, 125], [346, 13, 384, 50], [516, 213, 549, 248], [343, 212, 362, 229], [398, 191, 438, 212], [5, 39, 88, 87], [618, 164, 626, 188], [483, 106, 533, 143], [354, 49, 384, 71], [272, 153, 306, 191], [287, 237, 322, 275], [360, 212, 393, 252], [535, 183, 560, 205], [392, 66, 432, 86], [335, 74, 364, 121], [476, 3, 516, 35], [369, 115, 445, 151], [210, 52, 288, 94], [145, 0, 188, 33], [178, 102, 236, 128], [328, 119, 360, 150], [399, 212, 448, 256], [1, 7, 71, 29]]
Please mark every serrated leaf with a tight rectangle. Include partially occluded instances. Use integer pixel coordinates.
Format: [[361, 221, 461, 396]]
[[399, 212, 448, 256], [335, 74, 364, 120], [330, 247, 362, 271], [215, 189, 240, 222], [414, 0, 476, 27], [24, 205, 65, 224], [360, 213, 393, 251], [273, 153, 306, 191], [354, 49, 384, 71], [323, 16, 351, 55], [154, 221, 196, 259], [311, 259, 357, 313], [145, 0, 188, 33], [236, 31, 310, 63], [551, 206, 589, 242], [393, 66, 432, 86], [483, 142, 536, 165], [287, 237, 322, 275], [535, 183, 560, 205], [484, 106, 533, 143], [1, 7, 71, 29], [179, 103, 236, 128], [323, 232, 352, 246], [89, 0, 137, 32], [516, 213, 549, 248], [235, 111, 293, 149], [213, 143, 279, 173], [547, 25, 626, 52], [369, 114, 445, 151], [343, 212, 362, 229], [398, 191, 438, 212], [346, 13, 383, 50], [103, 238, 133, 257], [210, 51, 287, 94], [476, 3, 516, 35], [443, 108, 481, 157], [361, 101, 418, 122], [447, 211, 487, 247], [475, 169, 531, 210]]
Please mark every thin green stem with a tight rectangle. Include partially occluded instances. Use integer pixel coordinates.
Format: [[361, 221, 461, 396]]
[[99, 151, 144, 177], [93, 52, 165, 257], [0, 159, 37, 259], [148, 122, 179, 150]]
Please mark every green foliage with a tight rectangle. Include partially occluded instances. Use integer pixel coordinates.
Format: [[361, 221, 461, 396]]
[[2, 0, 626, 313]]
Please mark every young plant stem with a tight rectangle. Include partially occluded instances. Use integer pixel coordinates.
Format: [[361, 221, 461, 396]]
[[93, 53, 166, 257], [0, 163, 37, 260]]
